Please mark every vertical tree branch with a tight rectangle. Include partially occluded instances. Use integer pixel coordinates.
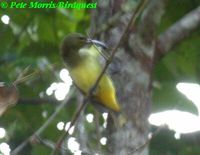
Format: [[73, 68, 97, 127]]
[[102, 1, 166, 155], [155, 6, 200, 61]]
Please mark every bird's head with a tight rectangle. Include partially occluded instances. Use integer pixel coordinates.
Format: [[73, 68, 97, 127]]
[[61, 33, 87, 53], [60, 33, 108, 56]]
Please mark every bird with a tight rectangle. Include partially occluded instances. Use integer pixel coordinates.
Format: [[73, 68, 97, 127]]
[[60, 33, 120, 112]]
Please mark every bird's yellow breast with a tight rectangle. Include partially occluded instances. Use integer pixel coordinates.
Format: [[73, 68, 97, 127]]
[[68, 48, 120, 112], [70, 57, 100, 92]]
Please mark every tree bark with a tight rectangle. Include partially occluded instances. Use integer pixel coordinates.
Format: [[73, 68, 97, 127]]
[[90, 0, 165, 154], [90, 0, 200, 154]]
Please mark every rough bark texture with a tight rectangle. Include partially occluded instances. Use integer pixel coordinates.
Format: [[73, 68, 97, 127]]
[[90, 0, 200, 154], [90, 0, 165, 154]]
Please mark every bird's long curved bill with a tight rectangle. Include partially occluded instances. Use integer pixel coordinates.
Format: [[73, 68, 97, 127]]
[[87, 39, 108, 49]]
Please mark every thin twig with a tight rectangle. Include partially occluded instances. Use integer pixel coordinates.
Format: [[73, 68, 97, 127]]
[[129, 125, 167, 155], [13, 66, 31, 84], [50, 97, 89, 155], [13, 70, 39, 86], [37, 136, 56, 150], [11, 88, 75, 155], [37, 136, 69, 151], [51, 0, 148, 155]]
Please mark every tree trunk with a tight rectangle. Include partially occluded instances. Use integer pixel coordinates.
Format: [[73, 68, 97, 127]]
[[90, 0, 165, 154]]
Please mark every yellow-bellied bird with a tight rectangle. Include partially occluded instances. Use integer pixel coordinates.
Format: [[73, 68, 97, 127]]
[[60, 33, 120, 112]]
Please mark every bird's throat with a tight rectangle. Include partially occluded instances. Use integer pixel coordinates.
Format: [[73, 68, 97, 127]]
[[62, 49, 84, 68]]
